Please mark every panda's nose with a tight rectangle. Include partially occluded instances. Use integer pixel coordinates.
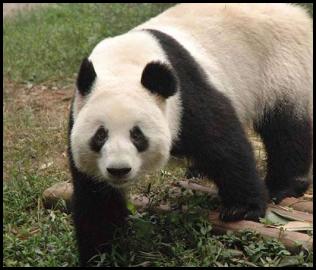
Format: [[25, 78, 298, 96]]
[[107, 167, 131, 177]]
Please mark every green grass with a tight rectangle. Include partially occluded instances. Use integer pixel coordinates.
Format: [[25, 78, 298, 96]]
[[3, 3, 174, 85], [300, 3, 313, 16], [3, 3, 313, 86], [3, 82, 76, 266], [92, 211, 312, 267], [3, 3, 313, 267]]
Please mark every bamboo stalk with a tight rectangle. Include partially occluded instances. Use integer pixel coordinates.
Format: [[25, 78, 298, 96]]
[[268, 205, 313, 223], [175, 180, 313, 214], [172, 180, 217, 195], [130, 195, 313, 252], [42, 181, 73, 212], [42, 181, 313, 252], [208, 212, 313, 253], [279, 197, 313, 214]]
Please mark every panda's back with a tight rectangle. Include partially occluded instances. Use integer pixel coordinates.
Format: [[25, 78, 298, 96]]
[[135, 3, 313, 122]]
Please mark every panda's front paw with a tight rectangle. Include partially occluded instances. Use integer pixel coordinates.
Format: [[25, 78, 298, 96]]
[[219, 203, 266, 222], [268, 177, 310, 203]]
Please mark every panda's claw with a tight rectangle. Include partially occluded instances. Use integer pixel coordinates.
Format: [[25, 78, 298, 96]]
[[219, 204, 266, 222]]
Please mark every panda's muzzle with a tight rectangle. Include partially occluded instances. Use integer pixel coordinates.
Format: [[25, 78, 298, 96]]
[[107, 167, 131, 177]]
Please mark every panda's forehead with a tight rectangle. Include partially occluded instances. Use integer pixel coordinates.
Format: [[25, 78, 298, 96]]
[[92, 75, 141, 96], [86, 93, 149, 131], [104, 105, 141, 131]]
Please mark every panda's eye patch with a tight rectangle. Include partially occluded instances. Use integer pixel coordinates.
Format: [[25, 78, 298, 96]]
[[130, 126, 149, 152], [90, 126, 108, 152]]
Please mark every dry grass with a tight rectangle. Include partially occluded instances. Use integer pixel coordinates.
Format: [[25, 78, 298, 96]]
[[4, 80, 73, 183]]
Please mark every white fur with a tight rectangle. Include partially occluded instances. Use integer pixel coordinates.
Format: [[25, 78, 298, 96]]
[[71, 87, 172, 188], [135, 3, 313, 123], [71, 3, 313, 186]]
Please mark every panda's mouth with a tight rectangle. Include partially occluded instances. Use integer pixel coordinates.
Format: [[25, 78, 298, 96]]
[[106, 175, 133, 188], [101, 164, 138, 188]]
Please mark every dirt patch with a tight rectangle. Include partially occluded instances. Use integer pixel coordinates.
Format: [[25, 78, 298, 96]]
[[4, 80, 73, 115], [4, 80, 74, 182]]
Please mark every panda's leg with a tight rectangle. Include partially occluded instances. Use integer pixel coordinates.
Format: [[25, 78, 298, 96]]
[[71, 171, 129, 266], [254, 103, 313, 203], [186, 125, 268, 222], [171, 142, 205, 179], [68, 107, 128, 265]]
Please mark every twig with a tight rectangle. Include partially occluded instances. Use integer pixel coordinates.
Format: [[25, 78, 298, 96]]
[[130, 195, 313, 253]]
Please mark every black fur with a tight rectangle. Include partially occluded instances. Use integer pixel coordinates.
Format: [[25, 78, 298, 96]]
[[185, 164, 205, 179], [68, 103, 129, 266], [76, 58, 97, 96], [69, 28, 312, 265], [141, 61, 178, 98], [130, 126, 149, 152], [254, 101, 312, 203], [146, 29, 268, 222], [90, 126, 108, 152]]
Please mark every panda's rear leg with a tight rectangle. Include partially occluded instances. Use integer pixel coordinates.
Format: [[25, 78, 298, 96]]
[[254, 103, 313, 203]]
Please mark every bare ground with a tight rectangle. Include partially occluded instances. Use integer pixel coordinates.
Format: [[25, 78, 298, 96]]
[[3, 80, 73, 182]]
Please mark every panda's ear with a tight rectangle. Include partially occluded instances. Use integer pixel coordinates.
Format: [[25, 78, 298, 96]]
[[76, 58, 97, 96], [141, 61, 178, 99]]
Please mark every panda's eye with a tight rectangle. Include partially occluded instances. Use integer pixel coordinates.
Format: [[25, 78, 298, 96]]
[[130, 127, 142, 141], [130, 126, 149, 152], [90, 126, 108, 152]]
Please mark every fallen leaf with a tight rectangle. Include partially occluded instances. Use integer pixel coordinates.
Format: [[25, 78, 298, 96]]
[[270, 208, 305, 222], [264, 210, 289, 225], [279, 221, 313, 232]]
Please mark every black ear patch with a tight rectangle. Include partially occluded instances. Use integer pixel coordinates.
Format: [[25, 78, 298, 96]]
[[76, 58, 97, 96], [141, 61, 177, 99]]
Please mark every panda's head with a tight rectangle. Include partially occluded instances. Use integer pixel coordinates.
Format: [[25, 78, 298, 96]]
[[70, 58, 178, 188]]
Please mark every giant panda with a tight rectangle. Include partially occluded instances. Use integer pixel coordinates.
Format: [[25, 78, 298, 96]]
[[67, 3, 313, 266]]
